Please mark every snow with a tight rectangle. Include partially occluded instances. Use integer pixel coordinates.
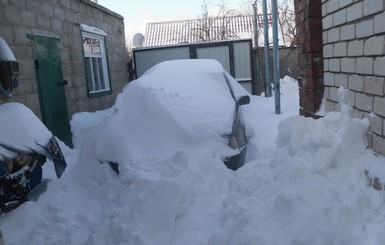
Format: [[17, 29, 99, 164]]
[[1, 60, 385, 245], [0, 37, 16, 61], [0, 103, 52, 161], [80, 24, 107, 36]]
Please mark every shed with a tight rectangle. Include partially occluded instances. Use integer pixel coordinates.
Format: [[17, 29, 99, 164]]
[[133, 39, 255, 94], [0, 0, 129, 147]]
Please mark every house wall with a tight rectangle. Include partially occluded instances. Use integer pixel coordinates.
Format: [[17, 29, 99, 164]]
[[0, 0, 128, 118], [322, 0, 385, 155], [294, 0, 324, 118]]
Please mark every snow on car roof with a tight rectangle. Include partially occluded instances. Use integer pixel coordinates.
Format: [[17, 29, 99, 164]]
[[0, 103, 52, 160], [129, 59, 236, 132]]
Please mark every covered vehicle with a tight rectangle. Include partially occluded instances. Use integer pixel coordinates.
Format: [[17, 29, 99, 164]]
[[0, 102, 67, 213], [83, 59, 250, 171]]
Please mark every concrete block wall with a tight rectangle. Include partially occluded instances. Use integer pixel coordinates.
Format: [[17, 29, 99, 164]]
[[322, 0, 385, 155], [254, 47, 299, 94], [0, 0, 128, 118]]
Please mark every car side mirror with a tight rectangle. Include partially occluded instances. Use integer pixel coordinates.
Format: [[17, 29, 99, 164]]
[[237, 95, 250, 106]]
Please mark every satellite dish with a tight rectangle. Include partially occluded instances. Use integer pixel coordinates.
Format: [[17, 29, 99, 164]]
[[133, 33, 144, 48]]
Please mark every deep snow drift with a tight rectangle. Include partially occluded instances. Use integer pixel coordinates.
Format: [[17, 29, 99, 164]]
[[1, 68, 385, 244]]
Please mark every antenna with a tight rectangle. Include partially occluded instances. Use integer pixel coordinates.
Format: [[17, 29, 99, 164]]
[[133, 33, 144, 48]]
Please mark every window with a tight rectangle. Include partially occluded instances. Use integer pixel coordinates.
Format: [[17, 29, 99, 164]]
[[81, 25, 111, 96]]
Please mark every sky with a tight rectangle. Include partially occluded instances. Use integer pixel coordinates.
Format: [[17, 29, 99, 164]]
[[97, 0, 251, 44]]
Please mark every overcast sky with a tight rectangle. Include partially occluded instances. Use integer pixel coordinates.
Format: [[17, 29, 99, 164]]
[[97, 0, 250, 44]]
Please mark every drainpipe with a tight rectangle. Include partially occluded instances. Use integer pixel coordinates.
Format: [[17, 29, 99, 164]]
[[252, 2, 262, 95], [272, 0, 281, 114], [262, 0, 271, 97]]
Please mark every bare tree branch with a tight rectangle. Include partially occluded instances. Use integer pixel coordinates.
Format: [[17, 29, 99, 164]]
[[188, 0, 241, 42]]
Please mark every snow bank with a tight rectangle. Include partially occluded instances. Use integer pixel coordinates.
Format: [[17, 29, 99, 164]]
[[207, 108, 385, 245], [70, 107, 114, 148], [1, 71, 385, 245]]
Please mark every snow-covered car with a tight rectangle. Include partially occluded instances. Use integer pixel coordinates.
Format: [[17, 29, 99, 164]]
[[82, 59, 250, 171], [0, 102, 67, 213]]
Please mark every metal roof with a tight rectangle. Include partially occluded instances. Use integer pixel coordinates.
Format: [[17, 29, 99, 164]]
[[143, 15, 273, 47]]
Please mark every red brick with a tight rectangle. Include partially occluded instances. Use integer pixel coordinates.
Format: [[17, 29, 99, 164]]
[[296, 13, 302, 23], [303, 65, 324, 78], [306, 88, 324, 101], [300, 99, 305, 110], [301, 77, 324, 89], [306, 89, 323, 101], [296, 22, 306, 35], [295, 0, 324, 119], [300, 108, 322, 119], [308, 0, 322, 7], [305, 40, 323, 52], [306, 29, 323, 42], [297, 32, 306, 44], [303, 52, 323, 65], [308, 4, 322, 17], [298, 77, 304, 87], [306, 17, 323, 31], [301, 98, 323, 114], [295, 0, 307, 14], [297, 10, 306, 23], [301, 42, 308, 53]]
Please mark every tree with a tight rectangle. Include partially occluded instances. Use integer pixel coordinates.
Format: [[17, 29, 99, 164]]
[[189, 0, 241, 42], [277, 0, 296, 47], [247, 0, 296, 47]]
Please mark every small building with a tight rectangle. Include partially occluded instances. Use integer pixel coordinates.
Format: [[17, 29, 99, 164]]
[[133, 15, 290, 96], [294, 0, 385, 155], [133, 39, 256, 94], [0, 0, 129, 147]]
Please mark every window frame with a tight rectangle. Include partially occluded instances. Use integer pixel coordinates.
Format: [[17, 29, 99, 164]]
[[80, 28, 112, 97]]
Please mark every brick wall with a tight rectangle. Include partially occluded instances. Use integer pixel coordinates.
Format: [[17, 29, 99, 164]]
[[0, 0, 128, 118], [322, 0, 385, 155], [295, 0, 324, 118]]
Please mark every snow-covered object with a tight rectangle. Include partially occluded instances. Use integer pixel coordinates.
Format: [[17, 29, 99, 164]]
[[78, 59, 249, 165], [1, 70, 385, 245], [0, 103, 52, 161], [0, 37, 16, 61]]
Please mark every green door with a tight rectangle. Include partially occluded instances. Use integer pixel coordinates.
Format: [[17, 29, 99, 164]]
[[31, 35, 73, 148]]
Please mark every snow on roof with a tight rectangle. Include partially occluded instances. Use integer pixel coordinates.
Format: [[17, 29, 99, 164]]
[[0, 37, 16, 61], [80, 24, 107, 36], [143, 14, 284, 47]]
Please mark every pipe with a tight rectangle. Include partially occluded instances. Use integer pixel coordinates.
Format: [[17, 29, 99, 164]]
[[271, 0, 281, 114], [252, 2, 262, 95], [262, 0, 271, 97]]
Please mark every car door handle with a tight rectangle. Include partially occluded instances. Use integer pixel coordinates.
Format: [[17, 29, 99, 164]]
[[58, 80, 68, 86]]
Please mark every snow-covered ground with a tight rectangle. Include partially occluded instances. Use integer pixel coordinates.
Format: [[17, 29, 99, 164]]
[[1, 64, 385, 244]]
